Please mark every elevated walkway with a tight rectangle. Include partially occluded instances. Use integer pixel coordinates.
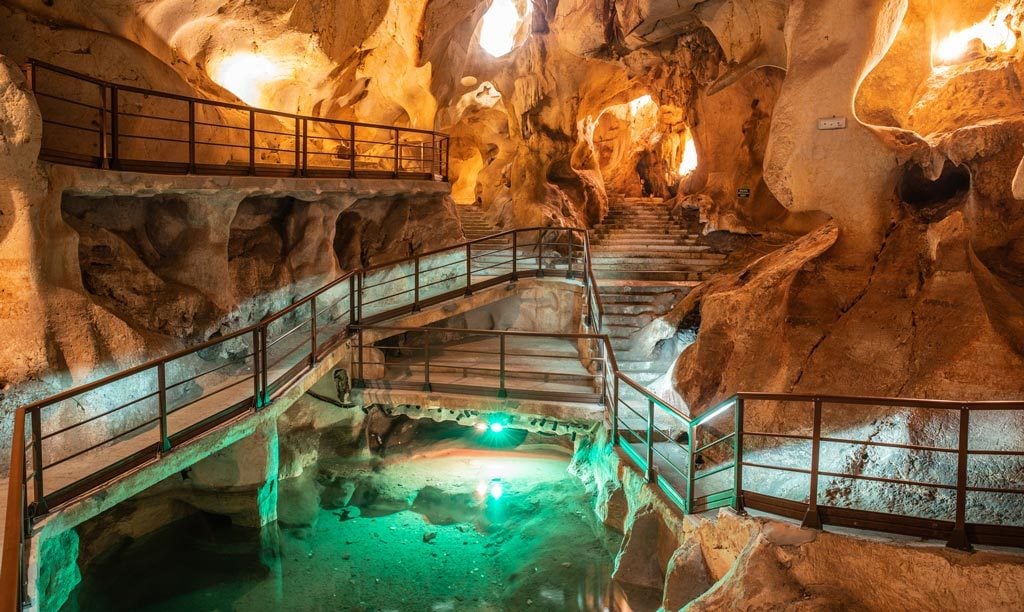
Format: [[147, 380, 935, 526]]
[[4, 62, 1024, 611]]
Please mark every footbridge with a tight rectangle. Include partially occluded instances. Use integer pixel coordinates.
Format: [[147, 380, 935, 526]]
[[3, 63, 1024, 610]]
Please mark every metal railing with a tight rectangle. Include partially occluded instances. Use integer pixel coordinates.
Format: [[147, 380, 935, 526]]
[[350, 325, 610, 405], [0, 226, 588, 608], [24, 60, 450, 181], [730, 392, 1024, 550], [3, 225, 1024, 609]]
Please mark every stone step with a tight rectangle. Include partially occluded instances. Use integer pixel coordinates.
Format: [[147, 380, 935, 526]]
[[602, 293, 672, 303], [602, 314, 655, 327], [592, 244, 711, 253], [597, 270, 708, 281], [590, 261, 722, 271], [591, 254, 727, 263], [591, 238, 702, 247], [618, 360, 667, 372]]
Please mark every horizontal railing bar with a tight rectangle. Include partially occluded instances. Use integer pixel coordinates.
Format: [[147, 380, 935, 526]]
[[736, 391, 1024, 409], [743, 431, 813, 441], [816, 469, 957, 491], [692, 462, 736, 482], [742, 461, 812, 475], [40, 389, 160, 442], [42, 415, 161, 471], [164, 354, 254, 391], [694, 432, 736, 455], [42, 118, 102, 134], [167, 374, 255, 416], [34, 91, 105, 111], [29, 59, 447, 137], [819, 435, 958, 454], [966, 485, 1024, 494]]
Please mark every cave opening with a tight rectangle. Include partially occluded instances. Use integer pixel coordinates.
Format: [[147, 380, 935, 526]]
[[898, 160, 972, 219], [593, 96, 698, 198], [479, 0, 530, 57], [932, 2, 1017, 68]]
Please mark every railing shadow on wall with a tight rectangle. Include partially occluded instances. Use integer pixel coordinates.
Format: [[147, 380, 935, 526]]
[[23, 60, 450, 181]]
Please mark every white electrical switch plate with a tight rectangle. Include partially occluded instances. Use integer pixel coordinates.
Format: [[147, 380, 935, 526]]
[[817, 117, 847, 130]]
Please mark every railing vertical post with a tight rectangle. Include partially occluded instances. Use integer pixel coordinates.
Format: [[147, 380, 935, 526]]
[[646, 398, 656, 482], [511, 232, 518, 280], [109, 86, 120, 170], [567, 231, 575, 279], [354, 331, 366, 388], [248, 109, 256, 175], [29, 409, 44, 512], [948, 406, 972, 550], [187, 99, 196, 174], [582, 232, 590, 288], [357, 271, 364, 322], [431, 132, 437, 176], [733, 396, 745, 512], [157, 363, 170, 452], [611, 374, 619, 446], [349, 274, 358, 326], [803, 399, 823, 529], [302, 118, 309, 176], [686, 420, 696, 514], [422, 331, 432, 392], [393, 128, 400, 178], [99, 84, 109, 168], [349, 124, 356, 177], [465, 243, 473, 296], [310, 297, 318, 366], [259, 324, 269, 405], [413, 256, 421, 311], [537, 231, 546, 277], [498, 334, 507, 398], [294, 117, 301, 177], [444, 136, 450, 182], [252, 328, 262, 408]]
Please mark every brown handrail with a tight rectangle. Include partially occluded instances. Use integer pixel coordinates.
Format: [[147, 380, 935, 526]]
[[25, 60, 450, 180], [5, 222, 1024, 608], [0, 409, 25, 608]]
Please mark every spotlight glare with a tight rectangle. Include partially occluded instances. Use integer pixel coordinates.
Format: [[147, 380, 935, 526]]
[[489, 422, 504, 433]]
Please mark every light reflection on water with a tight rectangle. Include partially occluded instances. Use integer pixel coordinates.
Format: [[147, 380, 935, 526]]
[[62, 448, 650, 611]]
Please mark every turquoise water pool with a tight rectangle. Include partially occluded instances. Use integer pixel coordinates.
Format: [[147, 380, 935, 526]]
[[63, 445, 625, 611]]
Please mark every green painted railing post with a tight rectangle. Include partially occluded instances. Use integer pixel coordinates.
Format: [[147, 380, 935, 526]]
[[252, 328, 263, 408], [646, 398, 656, 482], [686, 420, 696, 514], [733, 396, 745, 513]]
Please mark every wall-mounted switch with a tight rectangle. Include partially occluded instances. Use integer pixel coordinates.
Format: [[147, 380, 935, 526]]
[[817, 116, 847, 130]]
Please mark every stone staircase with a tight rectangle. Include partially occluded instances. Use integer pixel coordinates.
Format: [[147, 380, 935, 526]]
[[590, 197, 726, 282], [593, 196, 725, 401], [457, 204, 508, 249], [456, 197, 725, 400]]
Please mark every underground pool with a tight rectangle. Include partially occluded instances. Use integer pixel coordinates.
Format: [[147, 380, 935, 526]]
[[61, 428, 628, 611]]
